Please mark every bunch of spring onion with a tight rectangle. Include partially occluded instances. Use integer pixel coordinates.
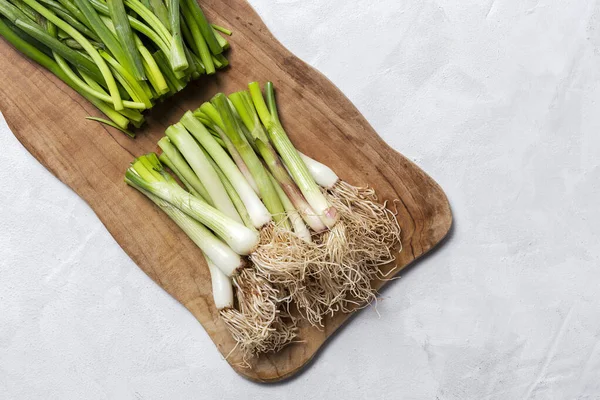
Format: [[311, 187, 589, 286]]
[[0, 0, 230, 136], [227, 82, 402, 326], [125, 153, 297, 356], [125, 82, 402, 355]]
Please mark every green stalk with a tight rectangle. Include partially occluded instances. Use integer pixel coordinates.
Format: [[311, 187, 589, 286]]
[[181, 15, 207, 76], [89, 0, 172, 61], [158, 136, 213, 205], [123, 0, 171, 51], [135, 35, 169, 95], [255, 139, 326, 232], [8, 0, 41, 23], [158, 152, 202, 198], [197, 105, 259, 194], [107, 0, 145, 80], [125, 153, 260, 255], [73, 0, 143, 84], [139, 47, 169, 95], [48, 19, 144, 110], [53, 11, 96, 39], [197, 102, 223, 129], [249, 81, 338, 228], [0, 17, 130, 128], [12, 19, 105, 82], [148, 0, 169, 29], [61, 37, 104, 50], [172, 64, 188, 80], [166, 0, 187, 71], [229, 90, 269, 143], [200, 146, 255, 230], [0, 1, 106, 82], [212, 26, 229, 50], [128, 182, 244, 277], [86, 116, 135, 137], [110, 65, 145, 104], [211, 94, 288, 228], [139, 73, 153, 99], [182, 0, 220, 54], [265, 81, 282, 123], [230, 88, 326, 231], [181, 43, 197, 78], [179, 13, 195, 52], [80, 71, 145, 126], [181, 111, 271, 229], [165, 123, 242, 224], [100, 50, 152, 108], [189, 50, 205, 74], [206, 129, 226, 148], [267, 172, 311, 242], [117, 109, 143, 124], [211, 53, 227, 69], [125, 154, 258, 255], [55, 0, 92, 30], [180, 0, 213, 74], [2, 17, 51, 56], [211, 24, 231, 36], [54, 48, 146, 109], [22, 0, 123, 110], [36, 0, 100, 40], [153, 49, 184, 93]]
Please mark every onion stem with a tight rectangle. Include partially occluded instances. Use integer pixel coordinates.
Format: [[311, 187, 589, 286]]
[[181, 111, 271, 229], [166, 0, 187, 71], [158, 152, 202, 198], [165, 123, 242, 224], [211, 94, 288, 229], [125, 153, 259, 255], [0, 16, 130, 129], [182, 0, 220, 55], [106, 0, 146, 80], [267, 173, 311, 243], [249, 81, 339, 228], [206, 257, 234, 310], [200, 146, 256, 231], [22, 0, 123, 110], [179, 0, 213, 74], [157, 136, 212, 204], [127, 179, 245, 276]]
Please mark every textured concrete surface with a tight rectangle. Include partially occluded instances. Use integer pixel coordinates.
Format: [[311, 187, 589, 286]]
[[1, 0, 600, 398]]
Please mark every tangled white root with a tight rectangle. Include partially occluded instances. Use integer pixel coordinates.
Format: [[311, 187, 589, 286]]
[[220, 267, 297, 357], [327, 181, 402, 267], [251, 222, 337, 326], [238, 183, 402, 331], [251, 223, 324, 293], [314, 180, 403, 317]]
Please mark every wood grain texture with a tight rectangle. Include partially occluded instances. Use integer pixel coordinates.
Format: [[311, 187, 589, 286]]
[[0, 0, 452, 382]]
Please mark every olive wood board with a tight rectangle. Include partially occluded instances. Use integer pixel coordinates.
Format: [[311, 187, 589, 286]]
[[0, 0, 452, 383]]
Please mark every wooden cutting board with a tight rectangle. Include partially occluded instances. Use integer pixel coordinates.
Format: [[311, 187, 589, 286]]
[[0, 0, 452, 383]]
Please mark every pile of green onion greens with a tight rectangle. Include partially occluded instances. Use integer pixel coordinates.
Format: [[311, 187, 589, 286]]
[[0, 0, 230, 136]]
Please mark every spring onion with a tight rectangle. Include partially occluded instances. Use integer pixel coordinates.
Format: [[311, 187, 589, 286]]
[[248, 82, 339, 228], [180, 111, 271, 229], [125, 81, 402, 350], [165, 123, 242, 223], [158, 136, 212, 204], [126, 153, 259, 255], [211, 94, 288, 228]]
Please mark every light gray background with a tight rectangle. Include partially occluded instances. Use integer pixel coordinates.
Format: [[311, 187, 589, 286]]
[[1, 0, 600, 398]]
